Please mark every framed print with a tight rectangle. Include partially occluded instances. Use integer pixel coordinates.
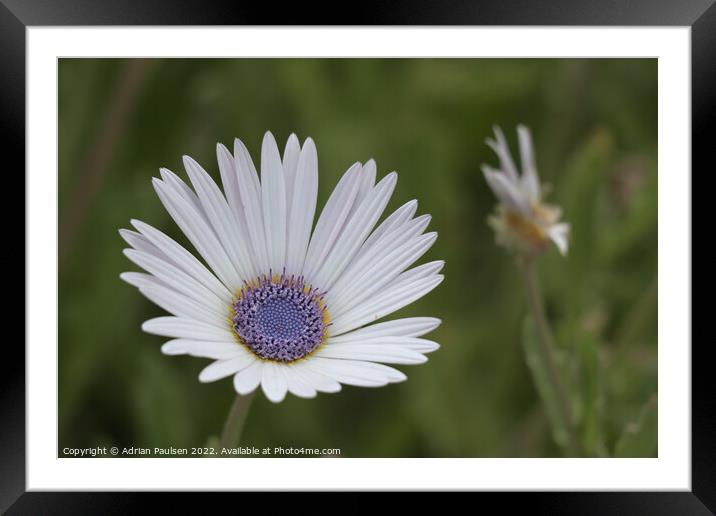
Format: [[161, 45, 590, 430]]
[[5, 0, 711, 512]]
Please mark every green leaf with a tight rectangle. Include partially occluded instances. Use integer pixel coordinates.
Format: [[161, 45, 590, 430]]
[[522, 317, 570, 450], [614, 395, 657, 457], [574, 332, 608, 457]]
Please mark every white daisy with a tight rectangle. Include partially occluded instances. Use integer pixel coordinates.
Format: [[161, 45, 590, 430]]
[[120, 132, 443, 403], [481, 125, 570, 256]]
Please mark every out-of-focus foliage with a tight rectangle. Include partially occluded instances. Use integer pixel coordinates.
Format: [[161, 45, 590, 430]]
[[58, 58, 657, 457]]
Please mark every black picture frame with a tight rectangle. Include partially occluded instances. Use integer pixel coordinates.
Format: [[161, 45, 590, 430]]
[[4, 1, 710, 512]]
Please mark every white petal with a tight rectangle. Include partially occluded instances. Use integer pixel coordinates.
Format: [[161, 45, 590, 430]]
[[161, 339, 246, 360], [330, 271, 444, 336], [328, 226, 436, 317], [334, 211, 430, 300], [303, 357, 406, 387], [153, 178, 243, 290], [120, 271, 163, 290], [217, 143, 260, 278], [288, 362, 342, 393], [123, 248, 226, 315], [335, 211, 430, 294], [302, 162, 362, 282], [119, 229, 165, 259], [285, 138, 318, 276], [327, 336, 440, 354], [283, 366, 317, 399], [261, 132, 287, 273], [316, 344, 427, 364], [138, 284, 226, 327], [486, 125, 520, 182], [216, 143, 243, 221], [234, 137, 270, 273], [351, 159, 377, 213], [131, 220, 233, 304], [261, 362, 288, 403], [314, 172, 397, 290], [282, 133, 301, 215], [328, 317, 441, 341], [329, 231, 437, 319], [517, 124, 541, 202], [386, 338, 440, 353], [233, 361, 264, 395], [199, 354, 256, 383], [158, 168, 209, 224], [123, 272, 231, 330], [142, 316, 235, 342], [482, 166, 530, 215], [548, 223, 570, 256], [393, 260, 445, 284], [356, 199, 418, 261], [184, 155, 254, 282]]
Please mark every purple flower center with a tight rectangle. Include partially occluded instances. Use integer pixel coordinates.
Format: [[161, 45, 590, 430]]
[[231, 274, 328, 362]]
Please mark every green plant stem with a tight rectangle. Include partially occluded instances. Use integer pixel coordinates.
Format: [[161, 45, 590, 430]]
[[520, 257, 579, 456], [219, 392, 255, 451]]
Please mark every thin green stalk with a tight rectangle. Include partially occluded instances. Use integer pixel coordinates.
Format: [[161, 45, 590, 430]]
[[219, 392, 255, 451], [520, 257, 579, 456]]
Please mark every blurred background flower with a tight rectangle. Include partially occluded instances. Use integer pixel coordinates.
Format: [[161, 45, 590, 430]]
[[482, 124, 570, 257], [59, 58, 657, 457]]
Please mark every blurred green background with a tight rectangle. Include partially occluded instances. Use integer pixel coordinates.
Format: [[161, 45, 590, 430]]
[[59, 58, 657, 458]]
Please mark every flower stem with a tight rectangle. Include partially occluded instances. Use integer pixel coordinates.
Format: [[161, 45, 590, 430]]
[[520, 257, 579, 456], [219, 392, 255, 452]]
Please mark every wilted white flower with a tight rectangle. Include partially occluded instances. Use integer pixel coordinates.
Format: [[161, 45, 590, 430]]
[[120, 132, 443, 403], [482, 125, 569, 256]]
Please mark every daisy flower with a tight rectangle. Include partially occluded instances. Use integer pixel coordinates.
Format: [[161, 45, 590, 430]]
[[481, 125, 570, 256], [120, 132, 443, 403]]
